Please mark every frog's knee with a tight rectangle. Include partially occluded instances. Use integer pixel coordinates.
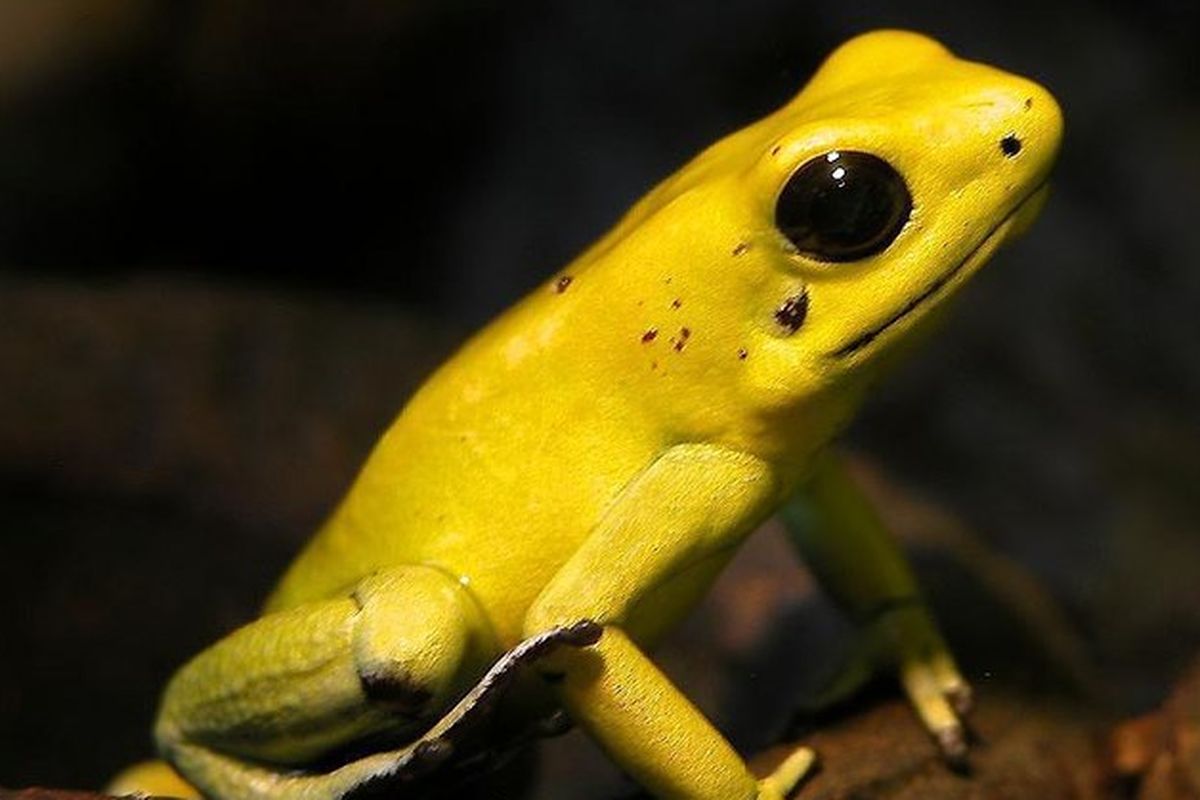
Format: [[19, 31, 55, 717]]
[[352, 566, 491, 715]]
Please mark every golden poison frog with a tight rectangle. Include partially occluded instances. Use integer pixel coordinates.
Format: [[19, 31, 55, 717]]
[[110, 30, 1062, 800]]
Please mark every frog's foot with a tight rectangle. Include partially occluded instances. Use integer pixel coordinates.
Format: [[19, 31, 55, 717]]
[[795, 598, 972, 764], [898, 647, 972, 764], [348, 620, 602, 792], [868, 597, 973, 764], [756, 745, 818, 800], [169, 621, 601, 800], [414, 619, 601, 751]]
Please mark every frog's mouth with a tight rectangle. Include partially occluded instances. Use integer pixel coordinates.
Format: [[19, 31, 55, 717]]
[[830, 183, 1049, 359]]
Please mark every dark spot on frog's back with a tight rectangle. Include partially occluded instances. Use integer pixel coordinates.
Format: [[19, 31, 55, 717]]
[[641, 328, 658, 343], [673, 327, 691, 352], [732, 242, 749, 257], [737, 348, 748, 360], [1000, 134, 1022, 158], [774, 292, 808, 334], [554, 275, 573, 293], [671, 298, 682, 309]]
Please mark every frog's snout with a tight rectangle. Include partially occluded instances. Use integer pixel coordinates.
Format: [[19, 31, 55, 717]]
[[987, 80, 1063, 190]]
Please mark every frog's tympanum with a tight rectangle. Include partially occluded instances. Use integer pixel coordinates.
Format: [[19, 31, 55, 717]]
[[111, 30, 1062, 800]]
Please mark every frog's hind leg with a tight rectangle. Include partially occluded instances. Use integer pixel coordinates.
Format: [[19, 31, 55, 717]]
[[154, 565, 493, 798], [163, 621, 602, 800]]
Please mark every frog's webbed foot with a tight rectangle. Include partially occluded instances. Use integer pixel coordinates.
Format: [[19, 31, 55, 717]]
[[343, 619, 602, 797], [791, 597, 972, 765], [170, 621, 601, 800]]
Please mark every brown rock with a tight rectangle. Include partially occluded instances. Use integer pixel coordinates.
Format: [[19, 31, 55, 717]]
[[1109, 660, 1200, 799], [749, 688, 1107, 800]]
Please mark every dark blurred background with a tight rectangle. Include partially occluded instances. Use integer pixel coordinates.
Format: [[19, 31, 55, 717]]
[[1, 1, 1198, 796]]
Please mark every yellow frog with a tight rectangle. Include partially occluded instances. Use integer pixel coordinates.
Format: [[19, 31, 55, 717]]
[[111, 30, 1062, 800]]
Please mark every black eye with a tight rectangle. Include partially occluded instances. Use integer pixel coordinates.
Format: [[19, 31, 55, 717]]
[[775, 150, 912, 262]]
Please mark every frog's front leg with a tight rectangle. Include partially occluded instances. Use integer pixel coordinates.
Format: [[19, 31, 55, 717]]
[[155, 564, 496, 799], [781, 450, 970, 761], [525, 444, 815, 800]]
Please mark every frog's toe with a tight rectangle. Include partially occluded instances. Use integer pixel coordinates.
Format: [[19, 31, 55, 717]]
[[756, 745, 817, 799], [900, 660, 973, 764], [944, 680, 974, 716], [925, 650, 973, 715], [933, 722, 969, 767]]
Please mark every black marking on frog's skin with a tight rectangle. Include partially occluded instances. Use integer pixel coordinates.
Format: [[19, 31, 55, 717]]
[[833, 177, 1049, 360], [1000, 134, 1022, 157], [732, 241, 750, 256], [673, 327, 691, 351], [737, 348, 748, 361], [835, 201, 1022, 362], [770, 144, 782, 157], [1024, 97, 1033, 110], [774, 291, 808, 334], [833, 258, 967, 357], [554, 275, 574, 293], [345, 621, 604, 794], [671, 298, 682, 309], [641, 328, 658, 343], [360, 671, 433, 713]]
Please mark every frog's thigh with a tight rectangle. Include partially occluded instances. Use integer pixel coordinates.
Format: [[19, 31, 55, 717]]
[[156, 565, 490, 795], [352, 566, 491, 715]]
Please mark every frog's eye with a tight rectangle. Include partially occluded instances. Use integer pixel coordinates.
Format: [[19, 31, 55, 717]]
[[775, 151, 912, 262]]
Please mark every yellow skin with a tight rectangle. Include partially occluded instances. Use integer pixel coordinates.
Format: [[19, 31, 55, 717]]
[[125, 31, 1062, 800]]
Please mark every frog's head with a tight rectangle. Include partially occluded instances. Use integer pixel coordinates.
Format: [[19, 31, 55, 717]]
[[699, 30, 1064, 438], [567, 30, 1061, 458]]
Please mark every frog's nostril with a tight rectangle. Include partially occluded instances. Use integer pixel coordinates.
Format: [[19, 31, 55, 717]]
[[1000, 134, 1022, 158]]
